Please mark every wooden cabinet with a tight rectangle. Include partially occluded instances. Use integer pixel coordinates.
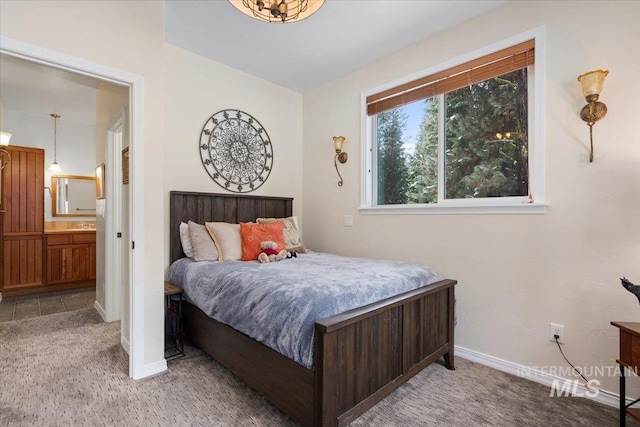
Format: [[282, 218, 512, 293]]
[[1, 146, 45, 293], [45, 232, 96, 285]]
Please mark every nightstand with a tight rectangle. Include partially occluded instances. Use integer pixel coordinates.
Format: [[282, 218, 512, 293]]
[[612, 321, 640, 426], [165, 281, 184, 360]]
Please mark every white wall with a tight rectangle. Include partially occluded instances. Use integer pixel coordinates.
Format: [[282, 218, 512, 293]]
[[163, 43, 304, 266], [302, 0, 640, 397], [1, 110, 96, 221], [0, 0, 166, 370]]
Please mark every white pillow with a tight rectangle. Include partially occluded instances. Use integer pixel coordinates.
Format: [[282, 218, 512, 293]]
[[179, 222, 194, 258], [205, 222, 242, 261], [188, 221, 219, 262]]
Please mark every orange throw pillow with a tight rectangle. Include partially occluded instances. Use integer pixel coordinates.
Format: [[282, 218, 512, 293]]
[[240, 222, 286, 261]]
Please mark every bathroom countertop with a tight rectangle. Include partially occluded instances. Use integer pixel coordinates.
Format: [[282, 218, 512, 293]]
[[44, 228, 96, 234], [44, 221, 96, 234]]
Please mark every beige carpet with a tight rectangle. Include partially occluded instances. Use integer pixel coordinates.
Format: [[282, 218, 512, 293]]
[[0, 308, 634, 426]]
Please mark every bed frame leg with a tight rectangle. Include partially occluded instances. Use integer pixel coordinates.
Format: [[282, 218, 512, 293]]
[[444, 285, 456, 370], [443, 350, 456, 370]]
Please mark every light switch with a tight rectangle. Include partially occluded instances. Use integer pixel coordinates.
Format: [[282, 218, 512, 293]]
[[343, 215, 353, 227]]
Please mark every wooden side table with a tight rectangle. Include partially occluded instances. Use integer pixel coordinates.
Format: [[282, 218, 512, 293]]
[[165, 281, 185, 360], [612, 321, 640, 426]]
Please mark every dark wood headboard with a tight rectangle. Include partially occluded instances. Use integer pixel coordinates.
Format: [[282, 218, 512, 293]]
[[169, 191, 293, 263]]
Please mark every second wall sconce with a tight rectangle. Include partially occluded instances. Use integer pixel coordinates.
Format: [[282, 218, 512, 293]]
[[0, 131, 11, 170], [333, 136, 348, 187], [577, 69, 608, 163], [0, 131, 11, 169], [0, 131, 11, 146]]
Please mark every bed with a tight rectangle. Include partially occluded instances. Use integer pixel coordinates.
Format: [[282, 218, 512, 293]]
[[169, 191, 457, 426]]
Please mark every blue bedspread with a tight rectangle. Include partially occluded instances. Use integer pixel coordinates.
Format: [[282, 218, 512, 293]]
[[168, 252, 444, 369]]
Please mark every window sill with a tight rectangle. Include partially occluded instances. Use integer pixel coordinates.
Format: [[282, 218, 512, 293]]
[[359, 203, 546, 215]]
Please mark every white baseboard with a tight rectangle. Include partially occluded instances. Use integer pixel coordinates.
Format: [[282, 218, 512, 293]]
[[455, 345, 632, 409], [94, 300, 106, 321], [139, 359, 167, 379], [121, 336, 130, 355]]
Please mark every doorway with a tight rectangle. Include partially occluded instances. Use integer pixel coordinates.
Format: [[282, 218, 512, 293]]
[[0, 35, 145, 379]]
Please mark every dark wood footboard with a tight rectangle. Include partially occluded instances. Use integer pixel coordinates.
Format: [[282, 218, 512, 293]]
[[314, 279, 456, 426], [184, 278, 455, 427]]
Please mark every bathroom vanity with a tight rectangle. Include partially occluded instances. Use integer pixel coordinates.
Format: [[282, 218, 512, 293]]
[[45, 226, 96, 286], [0, 145, 96, 296]]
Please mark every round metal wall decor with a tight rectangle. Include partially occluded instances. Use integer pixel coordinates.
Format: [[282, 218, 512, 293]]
[[199, 109, 273, 193]]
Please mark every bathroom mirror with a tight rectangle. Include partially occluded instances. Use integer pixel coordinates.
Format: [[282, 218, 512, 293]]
[[51, 174, 97, 217]]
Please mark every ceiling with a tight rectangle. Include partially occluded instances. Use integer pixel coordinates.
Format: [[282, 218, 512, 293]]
[[0, 54, 101, 126], [0, 1, 508, 126], [165, 0, 508, 93]]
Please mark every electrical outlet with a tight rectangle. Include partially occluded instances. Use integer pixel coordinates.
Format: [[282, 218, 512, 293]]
[[549, 323, 564, 344], [343, 215, 353, 227]]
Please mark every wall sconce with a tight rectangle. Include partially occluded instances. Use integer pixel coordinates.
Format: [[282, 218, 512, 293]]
[[0, 131, 12, 170], [577, 69, 608, 162], [0, 131, 11, 146], [333, 136, 348, 187]]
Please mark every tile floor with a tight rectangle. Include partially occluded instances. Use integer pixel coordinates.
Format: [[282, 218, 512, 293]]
[[0, 287, 96, 323]]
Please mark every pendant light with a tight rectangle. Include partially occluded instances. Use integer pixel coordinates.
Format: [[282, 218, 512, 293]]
[[48, 113, 62, 172]]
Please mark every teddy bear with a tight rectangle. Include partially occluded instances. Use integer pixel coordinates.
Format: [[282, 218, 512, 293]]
[[258, 240, 289, 263]]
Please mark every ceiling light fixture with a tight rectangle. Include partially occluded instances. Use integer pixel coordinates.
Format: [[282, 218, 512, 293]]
[[228, 0, 325, 23], [48, 113, 62, 172]]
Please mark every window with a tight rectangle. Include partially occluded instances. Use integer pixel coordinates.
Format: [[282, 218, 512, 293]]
[[363, 36, 544, 214]]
